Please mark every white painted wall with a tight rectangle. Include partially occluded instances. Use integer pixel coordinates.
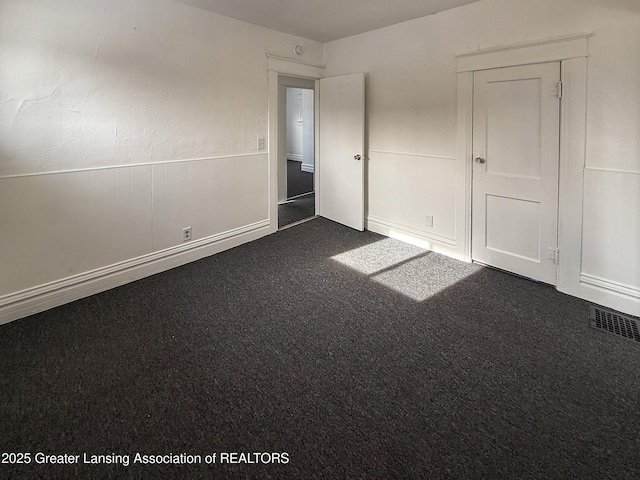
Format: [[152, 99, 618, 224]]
[[286, 88, 305, 162], [286, 87, 315, 173], [2, 0, 638, 322], [323, 0, 640, 315], [0, 0, 322, 322]]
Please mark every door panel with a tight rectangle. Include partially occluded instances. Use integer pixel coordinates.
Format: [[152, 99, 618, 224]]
[[318, 73, 365, 231], [472, 62, 560, 284], [486, 78, 542, 179], [485, 195, 540, 261]]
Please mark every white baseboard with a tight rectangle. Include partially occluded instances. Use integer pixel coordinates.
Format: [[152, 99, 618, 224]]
[[287, 154, 303, 162], [366, 216, 640, 318], [301, 164, 315, 174], [0, 220, 271, 325], [366, 215, 466, 261], [578, 273, 640, 317]]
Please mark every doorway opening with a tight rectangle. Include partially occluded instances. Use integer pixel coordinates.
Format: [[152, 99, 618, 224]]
[[278, 78, 316, 229], [279, 86, 315, 227]]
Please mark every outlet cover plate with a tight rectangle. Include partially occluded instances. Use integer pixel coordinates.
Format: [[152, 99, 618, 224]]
[[425, 215, 434, 228]]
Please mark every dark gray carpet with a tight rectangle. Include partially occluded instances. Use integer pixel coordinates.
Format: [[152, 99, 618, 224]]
[[287, 160, 313, 198], [278, 194, 315, 228], [2, 218, 639, 479]]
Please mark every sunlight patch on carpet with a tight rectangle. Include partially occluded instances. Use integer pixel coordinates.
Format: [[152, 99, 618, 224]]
[[331, 238, 426, 275], [331, 238, 479, 301]]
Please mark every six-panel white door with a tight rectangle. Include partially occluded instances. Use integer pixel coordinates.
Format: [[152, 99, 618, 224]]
[[472, 62, 561, 284]]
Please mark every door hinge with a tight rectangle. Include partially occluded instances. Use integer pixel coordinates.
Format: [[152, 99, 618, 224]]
[[556, 81, 563, 99], [547, 247, 560, 264]]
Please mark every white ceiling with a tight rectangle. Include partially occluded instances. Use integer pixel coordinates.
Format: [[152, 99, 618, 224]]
[[175, 0, 482, 43]]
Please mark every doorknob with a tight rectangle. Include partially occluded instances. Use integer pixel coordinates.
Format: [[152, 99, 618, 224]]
[[354, 154, 362, 161], [475, 157, 486, 164]]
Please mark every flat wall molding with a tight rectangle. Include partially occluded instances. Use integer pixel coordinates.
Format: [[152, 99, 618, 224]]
[[584, 166, 640, 175], [369, 150, 457, 161], [0, 152, 267, 180], [0, 220, 270, 325], [266, 54, 326, 70], [555, 58, 589, 305], [580, 273, 640, 301], [267, 54, 325, 78], [457, 34, 590, 72]]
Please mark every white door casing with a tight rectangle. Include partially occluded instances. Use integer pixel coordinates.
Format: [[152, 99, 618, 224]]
[[472, 62, 561, 284], [318, 73, 365, 231], [267, 55, 325, 234]]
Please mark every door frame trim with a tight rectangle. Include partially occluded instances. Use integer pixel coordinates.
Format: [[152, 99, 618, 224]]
[[456, 35, 588, 296], [267, 55, 324, 233]]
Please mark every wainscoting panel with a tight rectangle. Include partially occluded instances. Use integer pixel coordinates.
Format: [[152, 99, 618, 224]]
[[367, 150, 458, 252], [580, 168, 640, 315], [0, 153, 270, 323], [215, 154, 269, 233]]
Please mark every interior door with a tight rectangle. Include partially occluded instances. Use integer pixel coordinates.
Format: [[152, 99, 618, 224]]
[[318, 73, 365, 231], [472, 62, 561, 284]]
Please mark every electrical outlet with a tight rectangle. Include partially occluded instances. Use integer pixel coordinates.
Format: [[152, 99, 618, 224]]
[[257, 137, 265, 150], [425, 215, 434, 228], [182, 226, 192, 242]]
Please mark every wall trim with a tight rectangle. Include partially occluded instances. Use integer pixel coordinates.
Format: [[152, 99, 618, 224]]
[[266, 54, 326, 70], [0, 152, 266, 180], [0, 220, 270, 325], [456, 71, 474, 262], [584, 166, 640, 175], [268, 60, 323, 234], [367, 215, 456, 246], [369, 150, 457, 161], [301, 164, 315, 174], [367, 215, 466, 261], [267, 54, 326, 79], [555, 57, 588, 303], [287, 154, 303, 162], [580, 273, 640, 301], [457, 34, 590, 72]]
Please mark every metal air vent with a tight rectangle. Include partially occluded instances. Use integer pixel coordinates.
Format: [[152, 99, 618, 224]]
[[590, 305, 640, 343]]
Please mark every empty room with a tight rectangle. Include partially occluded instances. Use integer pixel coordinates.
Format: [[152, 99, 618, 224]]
[[1, 0, 639, 478]]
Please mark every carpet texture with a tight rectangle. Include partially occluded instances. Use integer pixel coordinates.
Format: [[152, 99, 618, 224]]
[[1, 218, 639, 479]]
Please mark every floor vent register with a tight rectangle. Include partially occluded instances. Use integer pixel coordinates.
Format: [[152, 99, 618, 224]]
[[590, 305, 640, 344]]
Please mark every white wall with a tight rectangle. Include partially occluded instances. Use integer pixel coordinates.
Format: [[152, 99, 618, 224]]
[[286, 88, 304, 162], [0, 0, 322, 322], [323, 0, 640, 315], [286, 88, 315, 172], [2, 0, 638, 322]]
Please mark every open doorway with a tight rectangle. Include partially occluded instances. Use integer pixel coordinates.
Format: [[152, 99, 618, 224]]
[[278, 77, 316, 229]]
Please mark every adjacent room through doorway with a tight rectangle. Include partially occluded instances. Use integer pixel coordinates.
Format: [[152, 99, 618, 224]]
[[278, 84, 316, 228]]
